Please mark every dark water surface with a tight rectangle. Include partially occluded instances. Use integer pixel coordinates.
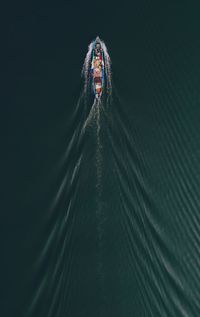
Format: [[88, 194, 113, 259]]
[[2, 1, 200, 316]]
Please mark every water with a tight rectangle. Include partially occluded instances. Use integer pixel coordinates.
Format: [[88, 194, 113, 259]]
[[2, 2, 200, 317], [59, 34, 200, 316]]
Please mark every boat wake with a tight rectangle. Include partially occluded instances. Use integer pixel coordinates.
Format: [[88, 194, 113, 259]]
[[81, 37, 112, 292]]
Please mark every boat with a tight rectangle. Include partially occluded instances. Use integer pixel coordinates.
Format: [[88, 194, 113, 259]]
[[90, 36, 105, 100]]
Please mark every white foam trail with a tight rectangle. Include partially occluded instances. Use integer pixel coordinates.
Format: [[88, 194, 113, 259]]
[[94, 100, 105, 290], [101, 40, 112, 98], [82, 42, 93, 96]]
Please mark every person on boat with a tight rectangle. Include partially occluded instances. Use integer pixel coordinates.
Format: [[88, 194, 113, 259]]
[[93, 67, 102, 78], [93, 58, 101, 68], [94, 42, 102, 57]]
